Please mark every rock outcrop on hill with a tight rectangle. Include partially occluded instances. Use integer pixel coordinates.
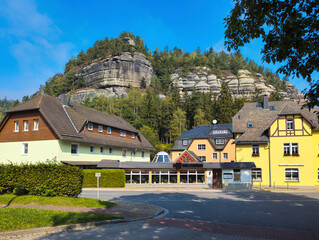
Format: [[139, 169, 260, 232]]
[[171, 68, 303, 100], [76, 52, 153, 89]]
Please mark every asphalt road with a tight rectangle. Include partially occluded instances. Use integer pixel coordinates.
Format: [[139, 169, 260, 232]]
[[38, 190, 319, 239]]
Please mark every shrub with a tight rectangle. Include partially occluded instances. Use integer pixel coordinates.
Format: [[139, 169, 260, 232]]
[[83, 169, 125, 188], [0, 163, 83, 197], [13, 184, 28, 196], [35, 185, 56, 197]]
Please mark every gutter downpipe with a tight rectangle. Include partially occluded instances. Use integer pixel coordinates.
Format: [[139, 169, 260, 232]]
[[268, 141, 271, 187]]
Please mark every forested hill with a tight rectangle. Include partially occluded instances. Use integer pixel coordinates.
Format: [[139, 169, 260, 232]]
[[3, 32, 302, 153]]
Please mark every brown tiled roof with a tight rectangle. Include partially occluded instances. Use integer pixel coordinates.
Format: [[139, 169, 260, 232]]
[[5, 95, 155, 151], [233, 100, 319, 144]]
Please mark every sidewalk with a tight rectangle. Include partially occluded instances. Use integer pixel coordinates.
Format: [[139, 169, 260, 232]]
[[0, 200, 166, 240]]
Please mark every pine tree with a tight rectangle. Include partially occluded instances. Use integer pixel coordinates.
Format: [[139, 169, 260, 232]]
[[215, 82, 234, 124]]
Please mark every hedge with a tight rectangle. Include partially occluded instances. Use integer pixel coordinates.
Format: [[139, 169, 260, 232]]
[[0, 163, 83, 197], [83, 169, 125, 188]]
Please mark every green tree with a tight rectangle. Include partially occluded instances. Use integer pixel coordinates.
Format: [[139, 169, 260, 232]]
[[169, 108, 186, 142], [269, 90, 284, 101], [194, 109, 210, 126], [140, 89, 160, 131], [251, 88, 263, 102], [225, 0, 319, 108], [215, 82, 233, 124], [139, 125, 159, 149], [140, 77, 146, 89]]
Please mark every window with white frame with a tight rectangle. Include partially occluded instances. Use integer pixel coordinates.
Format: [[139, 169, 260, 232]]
[[223, 153, 228, 160], [212, 130, 228, 134], [100, 147, 104, 154], [142, 151, 145, 158], [283, 143, 299, 155], [182, 139, 188, 146], [197, 144, 206, 150], [120, 131, 126, 137], [98, 125, 103, 133], [215, 139, 225, 145], [252, 168, 262, 181], [90, 145, 95, 153], [198, 156, 206, 162], [22, 143, 28, 155], [123, 131, 126, 137], [252, 145, 259, 155], [233, 169, 241, 181], [212, 153, 218, 160], [131, 133, 135, 139], [285, 168, 299, 182], [109, 148, 113, 154], [287, 119, 294, 130], [88, 123, 93, 131], [122, 149, 127, 157], [33, 119, 39, 131], [107, 127, 111, 134], [14, 121, 19, 132], [71, 144, 79, 155], [23, 120, 29, 131]]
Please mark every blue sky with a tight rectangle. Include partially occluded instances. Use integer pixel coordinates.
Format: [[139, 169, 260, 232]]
[[0, 0, 315, 100]]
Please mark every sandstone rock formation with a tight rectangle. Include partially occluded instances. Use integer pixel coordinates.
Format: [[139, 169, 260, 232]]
[[171, 68, 303, 100], [69, 88, 127, 104], [76, 52, 153, 89]]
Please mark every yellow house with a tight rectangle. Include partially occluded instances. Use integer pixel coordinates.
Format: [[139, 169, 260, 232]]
[[171, 124, 235, 162], [233, 95, 319, 188]]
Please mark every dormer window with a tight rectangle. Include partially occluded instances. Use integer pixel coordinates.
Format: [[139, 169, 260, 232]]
[[131, 133, 135, 139], [247, 123, 253, 128], [107, 127, 111, 134], [287, 120, 294, 130], [98, 125, 103, 133], [216, 139, 225, 145], [88, 123, 93, 131], [120, 131, 126, 137], [182, 139, 188, 146]]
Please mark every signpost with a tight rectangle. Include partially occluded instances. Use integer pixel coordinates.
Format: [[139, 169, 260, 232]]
[[95, 172, 101, 200]]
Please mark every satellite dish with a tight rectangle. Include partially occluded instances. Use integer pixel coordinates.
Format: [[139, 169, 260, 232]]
[[212, 119, 217, 124]]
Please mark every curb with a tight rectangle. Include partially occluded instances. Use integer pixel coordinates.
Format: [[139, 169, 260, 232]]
[[0, 204, 168, 240]]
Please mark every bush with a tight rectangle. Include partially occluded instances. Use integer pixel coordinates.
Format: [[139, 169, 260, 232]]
[[83, 169, 125, 188], [0, 163, 83, 197], [13, 184, 28, 196]]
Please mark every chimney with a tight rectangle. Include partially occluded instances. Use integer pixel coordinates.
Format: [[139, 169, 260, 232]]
[[263, 95, 269, 110], [58, 94, 68, 106]]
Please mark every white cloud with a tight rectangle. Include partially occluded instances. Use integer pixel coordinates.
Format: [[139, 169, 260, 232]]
[[0, 0, 73, 99]]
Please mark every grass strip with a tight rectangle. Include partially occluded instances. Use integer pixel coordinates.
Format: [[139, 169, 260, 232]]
[[0, 194, 114, 208], [0, 208, 122, 232]]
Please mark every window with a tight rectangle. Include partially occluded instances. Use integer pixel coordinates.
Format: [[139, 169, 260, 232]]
[[317, 168, 319, 181], [212, 153, 218, 160], [14, 121, 19, 132], [252, 145, 259, 156], [100, 147, 104, 154], [233, 169, 241, 181], [109, 148, 113, 154], [197, 144, 206, 150], [120, 131, 126, 137], [123, 131, 126, 137], [33, 119, 39, 131], [285, 168, 299, 182], [283, 143, 299, 156], [71, 144, 79, 155], [287, 119, 294, 130], [198, 156, 206, 162], [252, 168, 262, 181], [142, 151, 145, 158], [216, 139, 225, 145], [131, 133, 135, 139], [223, 153, 228, 160], [22, 143, 28, 155], [90, 145, 95, 153], [23, 120, 29, 131], [122, 149, 127, 157], [88, 123, 93, 131], [224, 173, 233, 179], [98, 125, 103, 133], [182, 139, 188, 146], [107, 127, 111, 134], [247, 123, 253, 128]]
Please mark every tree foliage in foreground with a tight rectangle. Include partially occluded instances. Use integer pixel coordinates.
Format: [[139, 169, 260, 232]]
[[224, 0, 319, 108]]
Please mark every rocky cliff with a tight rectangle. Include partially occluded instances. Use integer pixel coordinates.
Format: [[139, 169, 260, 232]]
[[171, 68, 303, 100]]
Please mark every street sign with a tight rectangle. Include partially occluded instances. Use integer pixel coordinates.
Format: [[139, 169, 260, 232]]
[[95, 172, 101, 178]]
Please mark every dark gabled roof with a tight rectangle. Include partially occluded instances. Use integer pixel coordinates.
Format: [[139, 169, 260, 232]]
[[233, 99, 319, 143], [177, 124, 233, 139], [4, 95, 155, 151]]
